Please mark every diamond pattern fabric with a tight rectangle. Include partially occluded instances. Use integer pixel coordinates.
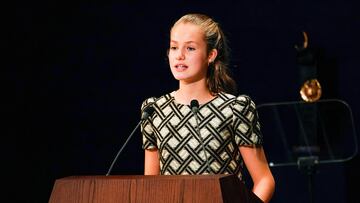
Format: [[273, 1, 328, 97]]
[[141, 91, 263, 179]]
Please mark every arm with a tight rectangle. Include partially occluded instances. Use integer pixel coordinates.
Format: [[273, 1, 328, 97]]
[[239, 146, 275, 203], [144, 149, 160, 175]]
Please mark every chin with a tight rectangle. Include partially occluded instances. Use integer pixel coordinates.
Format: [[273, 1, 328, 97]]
[[171, 72, 185, 80], [172, 75, 186, 81]]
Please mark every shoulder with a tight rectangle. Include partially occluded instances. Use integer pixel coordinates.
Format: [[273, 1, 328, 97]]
[[141, 97, 157, 110], [217, 92, 236, 104], [232, 94, 258, 115], [218, 92, 255, 104], [141, 92, 174, 110], [235, 94, 256, 105], [219, 92, 257, 111]]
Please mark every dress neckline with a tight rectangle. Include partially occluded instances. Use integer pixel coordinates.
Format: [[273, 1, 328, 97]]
[[169, 91, 220, 108]]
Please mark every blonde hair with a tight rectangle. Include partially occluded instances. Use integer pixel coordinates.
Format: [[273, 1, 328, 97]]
[[171, 13, 237, 95]]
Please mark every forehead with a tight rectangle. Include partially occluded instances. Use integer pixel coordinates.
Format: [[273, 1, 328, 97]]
[[170, 22, 205, 43]]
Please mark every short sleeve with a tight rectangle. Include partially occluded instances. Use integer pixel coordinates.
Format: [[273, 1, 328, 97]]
[[141, 97, 158, 150], [232, 95, 263, 147]]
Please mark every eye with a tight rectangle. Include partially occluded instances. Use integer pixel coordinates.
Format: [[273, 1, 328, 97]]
[[187, 47, 196, 51], [170, 46, 177, 50]]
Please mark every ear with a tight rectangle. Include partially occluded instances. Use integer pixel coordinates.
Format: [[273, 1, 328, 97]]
[[208, 49, 218, 63]]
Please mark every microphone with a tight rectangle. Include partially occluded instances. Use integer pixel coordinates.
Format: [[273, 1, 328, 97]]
[[190, 99, 199, 113], [190, 99, 211, 174], [105, 104, 155, 176]]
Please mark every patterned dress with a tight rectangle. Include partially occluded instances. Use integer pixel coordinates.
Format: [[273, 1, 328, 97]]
[[141, 91, 263, 180]]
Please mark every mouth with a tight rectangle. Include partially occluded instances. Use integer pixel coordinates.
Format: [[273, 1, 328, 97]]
[[175, 64, 188, 71]]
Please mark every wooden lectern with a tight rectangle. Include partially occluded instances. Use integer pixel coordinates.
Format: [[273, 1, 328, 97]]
[[49, 174, 263, 203]]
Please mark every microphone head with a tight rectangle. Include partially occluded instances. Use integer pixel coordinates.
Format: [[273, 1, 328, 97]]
[[141, 105, 155, 120], [190, 99, 199, 113]]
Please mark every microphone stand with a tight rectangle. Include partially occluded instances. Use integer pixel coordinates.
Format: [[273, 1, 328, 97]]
[[297, 156, 319, 203], [191, 99, 211, 174], [106, 105, 154, 176], [106, 120, 142, 176]]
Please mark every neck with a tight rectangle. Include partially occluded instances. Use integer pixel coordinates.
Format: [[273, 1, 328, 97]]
[[175, 79, 215, 105]]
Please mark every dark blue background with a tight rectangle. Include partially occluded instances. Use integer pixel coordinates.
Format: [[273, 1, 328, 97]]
[[7, 1, 359, 202]]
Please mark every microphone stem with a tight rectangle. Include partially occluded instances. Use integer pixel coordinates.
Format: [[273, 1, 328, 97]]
[[106, 120, 142, 176], [194, 112, 211, 174]]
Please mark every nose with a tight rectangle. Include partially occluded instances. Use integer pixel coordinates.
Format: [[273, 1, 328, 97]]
[[175, 49, 185, 60]]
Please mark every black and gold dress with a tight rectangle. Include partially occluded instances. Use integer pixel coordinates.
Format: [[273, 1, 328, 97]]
[[141, 91, 263, 180]]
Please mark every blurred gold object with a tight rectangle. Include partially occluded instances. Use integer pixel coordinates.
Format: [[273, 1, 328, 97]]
[[300, 79, 322, 102]]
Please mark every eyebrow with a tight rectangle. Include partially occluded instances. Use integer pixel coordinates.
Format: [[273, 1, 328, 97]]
[[170, 40, 198, 44]]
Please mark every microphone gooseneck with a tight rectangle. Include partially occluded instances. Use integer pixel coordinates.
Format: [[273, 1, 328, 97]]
[[106, 105, 155, 176], [190, 99, 211, 174]]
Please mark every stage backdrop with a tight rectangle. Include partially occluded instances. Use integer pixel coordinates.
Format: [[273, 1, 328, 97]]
[[7, 1, 359, 202]]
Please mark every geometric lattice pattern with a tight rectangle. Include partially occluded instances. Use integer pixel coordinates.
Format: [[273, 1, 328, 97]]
[[141, 92, 263, 179]]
